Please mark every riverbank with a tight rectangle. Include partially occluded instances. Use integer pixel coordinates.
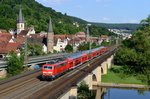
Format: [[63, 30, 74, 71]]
[[98, 83, 150, 89], [101, 66, 146, 86]]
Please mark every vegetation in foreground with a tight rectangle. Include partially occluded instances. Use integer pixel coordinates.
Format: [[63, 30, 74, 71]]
[[102, 66, 144, 85], [77, 81, 95, 99], [6, 52, 24, 76], [114, 16, 150, 86]]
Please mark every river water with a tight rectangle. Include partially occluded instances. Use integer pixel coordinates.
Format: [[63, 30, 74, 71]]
[[103, 88, 150, 99]]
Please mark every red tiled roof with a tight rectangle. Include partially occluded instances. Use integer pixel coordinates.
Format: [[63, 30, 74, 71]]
[[54, 35, 67, 40], [76, 32, 86, 35], [16, 35, 26, 44], [0, 33, 11, 43], [19, 30, 29, 35], [0, 42, 21, 54]]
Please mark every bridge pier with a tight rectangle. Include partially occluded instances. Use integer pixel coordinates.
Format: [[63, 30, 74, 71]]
[[107, 57, 112, 69], [69, 85, 77, 99], [95, 88, 107, 99], [0, 69, 7, 78], [86, 73, 93, 90], [95, 88, 102, 99], [59, 85, 77, 99], [95, 65, 101, 84], [102, 61, 107, 75]]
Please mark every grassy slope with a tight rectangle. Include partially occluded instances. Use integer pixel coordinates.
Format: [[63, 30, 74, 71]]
[[102, 66, 144, 85]]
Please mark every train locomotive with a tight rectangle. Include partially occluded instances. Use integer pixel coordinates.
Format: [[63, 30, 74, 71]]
[[42, 46, 108, 80]]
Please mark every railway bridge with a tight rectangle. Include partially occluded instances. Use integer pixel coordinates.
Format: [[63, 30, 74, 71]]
[[59, 48, 115, 99]]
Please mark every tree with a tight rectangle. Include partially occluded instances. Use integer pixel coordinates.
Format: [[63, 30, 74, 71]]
[[91, 42, 97, 49], [101, 41, 109, 46], [78, 42, 89, 51], [28, 44, 44, 56], [138, 67, 150, 86], [77, 81, 95, 99], [114, 15, 150, 85], [65, 44, 73, 53], [7, 52, 24, 76]]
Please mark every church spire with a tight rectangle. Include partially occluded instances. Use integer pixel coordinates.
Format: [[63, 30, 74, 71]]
[[47, 17, 54, 53], [48, 18, 53, 33], [18, 6, 24, 23], [17, 5, 25, 34]]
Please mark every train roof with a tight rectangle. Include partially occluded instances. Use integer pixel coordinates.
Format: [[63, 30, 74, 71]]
[[47, 57, 66, 64], [66, 51, 83, 59], [66, 46, 106, 59]]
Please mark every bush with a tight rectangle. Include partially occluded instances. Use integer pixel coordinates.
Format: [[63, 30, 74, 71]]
[[7, 52, 24, 76], [65, 44, 73, 53]]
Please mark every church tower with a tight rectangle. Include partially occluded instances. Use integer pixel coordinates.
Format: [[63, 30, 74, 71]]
[[47, 18, 54, 53], [17, 6, 24, 34]]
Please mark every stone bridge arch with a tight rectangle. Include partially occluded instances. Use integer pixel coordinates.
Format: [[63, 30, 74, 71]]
[[92, 74, 97, 81]]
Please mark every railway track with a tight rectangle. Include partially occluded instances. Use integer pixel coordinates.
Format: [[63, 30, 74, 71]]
[[0, 45, 118, 99]]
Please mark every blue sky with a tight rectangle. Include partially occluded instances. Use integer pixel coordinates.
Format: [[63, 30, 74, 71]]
[[35, 0, 150, 23]]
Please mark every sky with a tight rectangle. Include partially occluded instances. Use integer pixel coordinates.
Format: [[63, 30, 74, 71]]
[[35, 0, 150, 23]]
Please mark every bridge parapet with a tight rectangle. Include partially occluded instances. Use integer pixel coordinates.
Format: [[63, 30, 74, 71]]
[[59, 85, 77, 99]]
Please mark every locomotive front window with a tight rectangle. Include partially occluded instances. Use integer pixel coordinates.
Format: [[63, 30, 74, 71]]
[[44, 66, 52, 70]]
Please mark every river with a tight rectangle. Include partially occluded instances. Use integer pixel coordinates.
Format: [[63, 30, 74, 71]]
[[102, 88, 150, 99]]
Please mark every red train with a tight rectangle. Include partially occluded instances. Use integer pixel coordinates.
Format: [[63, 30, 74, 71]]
[[42, 46, 108, 80]]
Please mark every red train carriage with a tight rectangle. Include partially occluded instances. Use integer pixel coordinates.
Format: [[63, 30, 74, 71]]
[[82, 53, 88, 63], [67, 58, 74, 69], [66, 52, 83, 69], [42, 46, 108, 80], [100, 46, 108, 54]]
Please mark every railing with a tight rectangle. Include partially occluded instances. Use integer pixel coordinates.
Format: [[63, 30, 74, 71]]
[[0, 53, 67, 68]]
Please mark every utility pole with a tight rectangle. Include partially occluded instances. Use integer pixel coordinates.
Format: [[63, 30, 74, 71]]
[[86, 24, 91, 50], [25, 37, 28, 66]]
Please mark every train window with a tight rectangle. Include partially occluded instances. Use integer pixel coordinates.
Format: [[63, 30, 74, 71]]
[[44, 66, 52, 70], [56, 62, 67, 68]]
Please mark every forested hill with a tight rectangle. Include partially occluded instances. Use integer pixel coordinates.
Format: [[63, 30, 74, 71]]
[[91, 23, 141, 31], [0, 0, 114, 36], [0, 0, 87, 34]]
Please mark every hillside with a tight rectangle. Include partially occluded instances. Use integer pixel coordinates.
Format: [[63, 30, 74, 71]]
[[0, 0, 114, 36], [91, 22, 141, 32]]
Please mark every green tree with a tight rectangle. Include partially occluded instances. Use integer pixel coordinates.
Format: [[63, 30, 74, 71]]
[[91, 42, 97, 49], [28, 44, 44, 56], [101, 41, 109, 46], [7, 52, 24, 76], [114, 15, 150, 85], [65, 44, 73, 53], [138, 67, 150, 86], [78, 42, 89, 51], [77, 81, 95, 99]]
